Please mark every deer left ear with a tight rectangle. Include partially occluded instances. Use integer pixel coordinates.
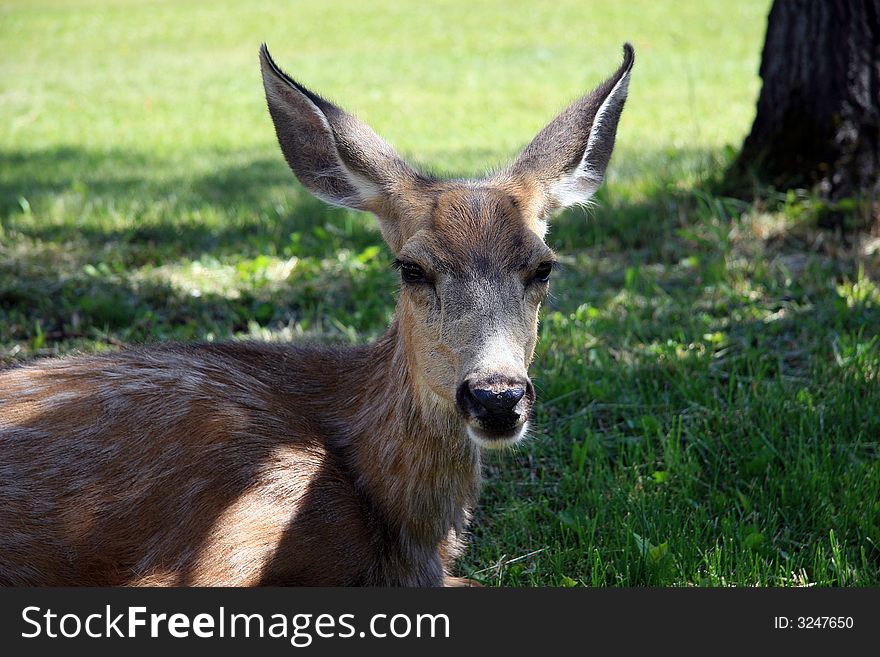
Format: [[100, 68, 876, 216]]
[[259, 44, 428, 252], [499, 43, 634, 223]]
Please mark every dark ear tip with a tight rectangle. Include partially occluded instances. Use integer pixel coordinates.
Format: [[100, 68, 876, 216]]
[[259, 43, 295, 91], [259, 42, 274, 68], [621, 43, 635, 71]]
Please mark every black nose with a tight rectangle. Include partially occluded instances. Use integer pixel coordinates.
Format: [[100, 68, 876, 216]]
[[469, 385, 525, 413]]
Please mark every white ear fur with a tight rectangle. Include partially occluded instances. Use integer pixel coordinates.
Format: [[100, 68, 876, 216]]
[[549, 69, 631, 210], [308, 160, 385, 209]]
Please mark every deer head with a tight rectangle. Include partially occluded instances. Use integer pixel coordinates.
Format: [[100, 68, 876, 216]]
[[260, 44, 633, 448]]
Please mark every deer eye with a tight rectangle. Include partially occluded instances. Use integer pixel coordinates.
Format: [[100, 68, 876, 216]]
[[532, 261, 554, 284], [396, 260, 429, 285]]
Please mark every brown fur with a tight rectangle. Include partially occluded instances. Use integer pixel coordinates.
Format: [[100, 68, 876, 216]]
[[0, 44, 633, 586]]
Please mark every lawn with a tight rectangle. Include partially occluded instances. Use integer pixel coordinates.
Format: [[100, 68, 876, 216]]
[[2, 0, 878, 586]]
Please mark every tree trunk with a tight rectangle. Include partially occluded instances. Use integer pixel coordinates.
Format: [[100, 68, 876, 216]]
[[734, 0, 880, 208]]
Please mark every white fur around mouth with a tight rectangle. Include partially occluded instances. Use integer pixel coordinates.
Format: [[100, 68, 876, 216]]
[[466, 421, 529, 449]]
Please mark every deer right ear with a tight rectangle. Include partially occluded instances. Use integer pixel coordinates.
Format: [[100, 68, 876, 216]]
[[498, 44, 634, 231], [260, 44, 421, 249]]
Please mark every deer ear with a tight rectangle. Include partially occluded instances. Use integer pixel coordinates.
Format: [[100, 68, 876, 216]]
[[501, 43, 634, 222], [260, 45, 421, 234]]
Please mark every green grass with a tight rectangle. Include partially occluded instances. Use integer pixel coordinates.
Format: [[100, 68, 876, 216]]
[[2, 0, 879, 586]]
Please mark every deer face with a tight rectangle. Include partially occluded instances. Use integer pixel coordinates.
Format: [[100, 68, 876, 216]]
[[260, 43, 633, 448], [392, 185, 554, 446]]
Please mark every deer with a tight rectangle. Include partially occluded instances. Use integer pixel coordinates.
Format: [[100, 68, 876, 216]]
[[0, 43, 633, 586]]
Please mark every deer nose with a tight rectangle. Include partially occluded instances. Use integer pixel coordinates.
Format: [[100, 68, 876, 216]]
[[455, 376, 534, 423], [470, 386, 525, 412]]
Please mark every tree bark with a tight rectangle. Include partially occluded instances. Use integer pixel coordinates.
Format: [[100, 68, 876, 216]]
[[734, 0, 880, 207]]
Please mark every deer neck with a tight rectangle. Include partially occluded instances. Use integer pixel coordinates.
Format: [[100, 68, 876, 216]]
[[339, 315, 481, 551]]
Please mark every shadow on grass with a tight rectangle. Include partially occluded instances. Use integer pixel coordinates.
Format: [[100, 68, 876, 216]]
[[1, 146, 380, 261], [0, 256, 290, 359], [0, 142, 802, 359], [1, 144, 731, 256]]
